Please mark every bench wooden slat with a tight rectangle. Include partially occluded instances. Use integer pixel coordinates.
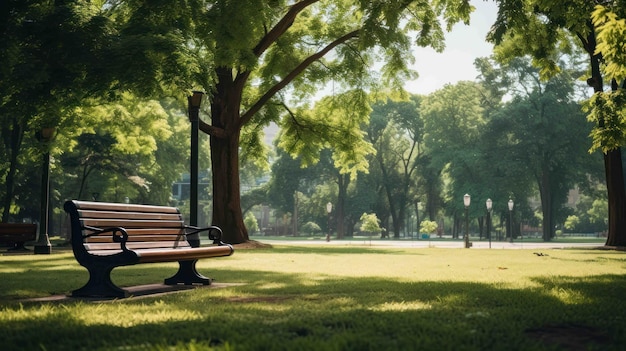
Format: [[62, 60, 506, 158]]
[[137, 245, 235, 263], [64, 200, 234, 298], [73, 201, 180, 214], [84, 241, 192, 251], [85, 235, 185, 243], [77, 210, 182, 221], [80, 218, 185, 229]]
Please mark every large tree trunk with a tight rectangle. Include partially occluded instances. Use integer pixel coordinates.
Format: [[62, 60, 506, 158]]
[[604, 149, 626, 246], [584, 28, 626, 247], [207, 67, 248, 244]]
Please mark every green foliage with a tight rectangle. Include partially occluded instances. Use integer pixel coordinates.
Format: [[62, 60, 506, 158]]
[[244, 212, 259, 234], [584, 89, 626, 153], [564, 215, 580, 231], [592, 5, 626, 83], [359, 212, 382, 233], [278, 91, 376, 180], [301, 221, 322, 235], [420, 220, 438, 234]]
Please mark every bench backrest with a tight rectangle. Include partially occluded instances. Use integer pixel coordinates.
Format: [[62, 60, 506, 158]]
[[0, 223, 37, 242], [64, 200, 190, 258]]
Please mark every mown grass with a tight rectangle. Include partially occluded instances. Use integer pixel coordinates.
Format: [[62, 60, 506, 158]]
[[1, 245, 625, 350]]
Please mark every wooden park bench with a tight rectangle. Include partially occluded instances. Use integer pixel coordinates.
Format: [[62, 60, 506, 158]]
[[0, 223, 37, 251], [64, 200, 234, 298]]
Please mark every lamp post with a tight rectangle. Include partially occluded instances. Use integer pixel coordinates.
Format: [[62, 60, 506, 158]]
[[463, 194, 471, 248], [34, 127, 56, 254], [326, 202, 332, 242], [486, 198, 493, 249], [188, 91, 203, 247], [508, 199, 514, 243]]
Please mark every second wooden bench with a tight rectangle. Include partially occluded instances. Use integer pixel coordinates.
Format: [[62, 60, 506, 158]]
[[64, 200, 234, 298]]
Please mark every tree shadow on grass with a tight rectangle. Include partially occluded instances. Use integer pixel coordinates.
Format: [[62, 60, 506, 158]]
[[1, 261, 625, 350]]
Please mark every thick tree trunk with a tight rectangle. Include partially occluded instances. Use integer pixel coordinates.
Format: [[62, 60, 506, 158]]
[[604, 149, 626, 246], [207, 67, 248, 244], [210, 129, 248, 244]]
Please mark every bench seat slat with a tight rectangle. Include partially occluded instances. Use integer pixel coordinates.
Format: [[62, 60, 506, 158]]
[[136, 245, 235, 263], [85, 245, 233, 262], [84, 241, 192, 251]]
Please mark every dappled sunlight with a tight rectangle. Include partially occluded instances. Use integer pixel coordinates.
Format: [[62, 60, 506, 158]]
[[256, 282, 289, 290], [544, 287, 588, 305], [1, 300, 203, 328], [78, 301, 203, 327], [369, 300, 432, 312]]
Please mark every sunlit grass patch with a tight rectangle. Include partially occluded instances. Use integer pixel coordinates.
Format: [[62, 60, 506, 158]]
[[1, 246, 626, 350]]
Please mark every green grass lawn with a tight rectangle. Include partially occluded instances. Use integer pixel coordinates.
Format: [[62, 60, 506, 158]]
[[1, 245, 625, 350]]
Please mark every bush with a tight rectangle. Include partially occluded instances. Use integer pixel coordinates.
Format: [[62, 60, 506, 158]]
[[420, 220, 438, 234]]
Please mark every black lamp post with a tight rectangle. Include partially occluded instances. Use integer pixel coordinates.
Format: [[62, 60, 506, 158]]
[[326, 202, 332, 242], [508, 199, 514, 243], [34, 127, 56, 254], [464, 194, 471, 248], [486, 198, 492, 249], [188, 91, 203, 248]]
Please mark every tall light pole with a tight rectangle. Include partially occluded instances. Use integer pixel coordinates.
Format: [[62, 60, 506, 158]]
[[464, 194, 471, 248], [188, 91, 203, 248], [326, 202, 332, 242], [508, 199, 514, 243], [486, 198, 493, 249], [34, 127, 56, 254]]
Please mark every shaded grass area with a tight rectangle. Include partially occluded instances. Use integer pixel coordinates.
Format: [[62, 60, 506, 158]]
[[1, 246, 626, 350]]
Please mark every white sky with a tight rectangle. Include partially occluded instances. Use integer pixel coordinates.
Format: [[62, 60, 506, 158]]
[[404, 0, 498, 95]]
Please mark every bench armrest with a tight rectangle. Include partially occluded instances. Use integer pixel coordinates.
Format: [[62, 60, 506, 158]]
[[184, 225, 225, 245], [82, 225, 130, 251]]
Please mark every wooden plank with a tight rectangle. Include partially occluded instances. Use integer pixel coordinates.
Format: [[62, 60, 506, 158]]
[[80, 218, 184, 229], [77, 210, 182, 221], [73, 201, 180, 214]]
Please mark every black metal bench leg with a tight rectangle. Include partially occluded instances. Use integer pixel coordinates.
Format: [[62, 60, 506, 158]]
[[164, 260, 211, 285], [72, 263, 129, 298]]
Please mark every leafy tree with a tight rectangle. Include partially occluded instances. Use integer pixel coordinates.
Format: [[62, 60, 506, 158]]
[[1, 0, 193, 222], [0, 0, 116, 221], [359, 212, 383, 236], [366, 96, 425, 238], [422, 81, 488, 236], [482, 57, 597, 241], [169, 0, 474, 243], [488, 0, 626, 246], [301, 221, 322, 235], [420, 220, 438, 234], [243, 212, 259, 234]]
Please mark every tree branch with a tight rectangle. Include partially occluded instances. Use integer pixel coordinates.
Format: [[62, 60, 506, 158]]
[[253, 0, 320, 58], [239, 29, 360, 127], [199, 118, 227, 139]]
